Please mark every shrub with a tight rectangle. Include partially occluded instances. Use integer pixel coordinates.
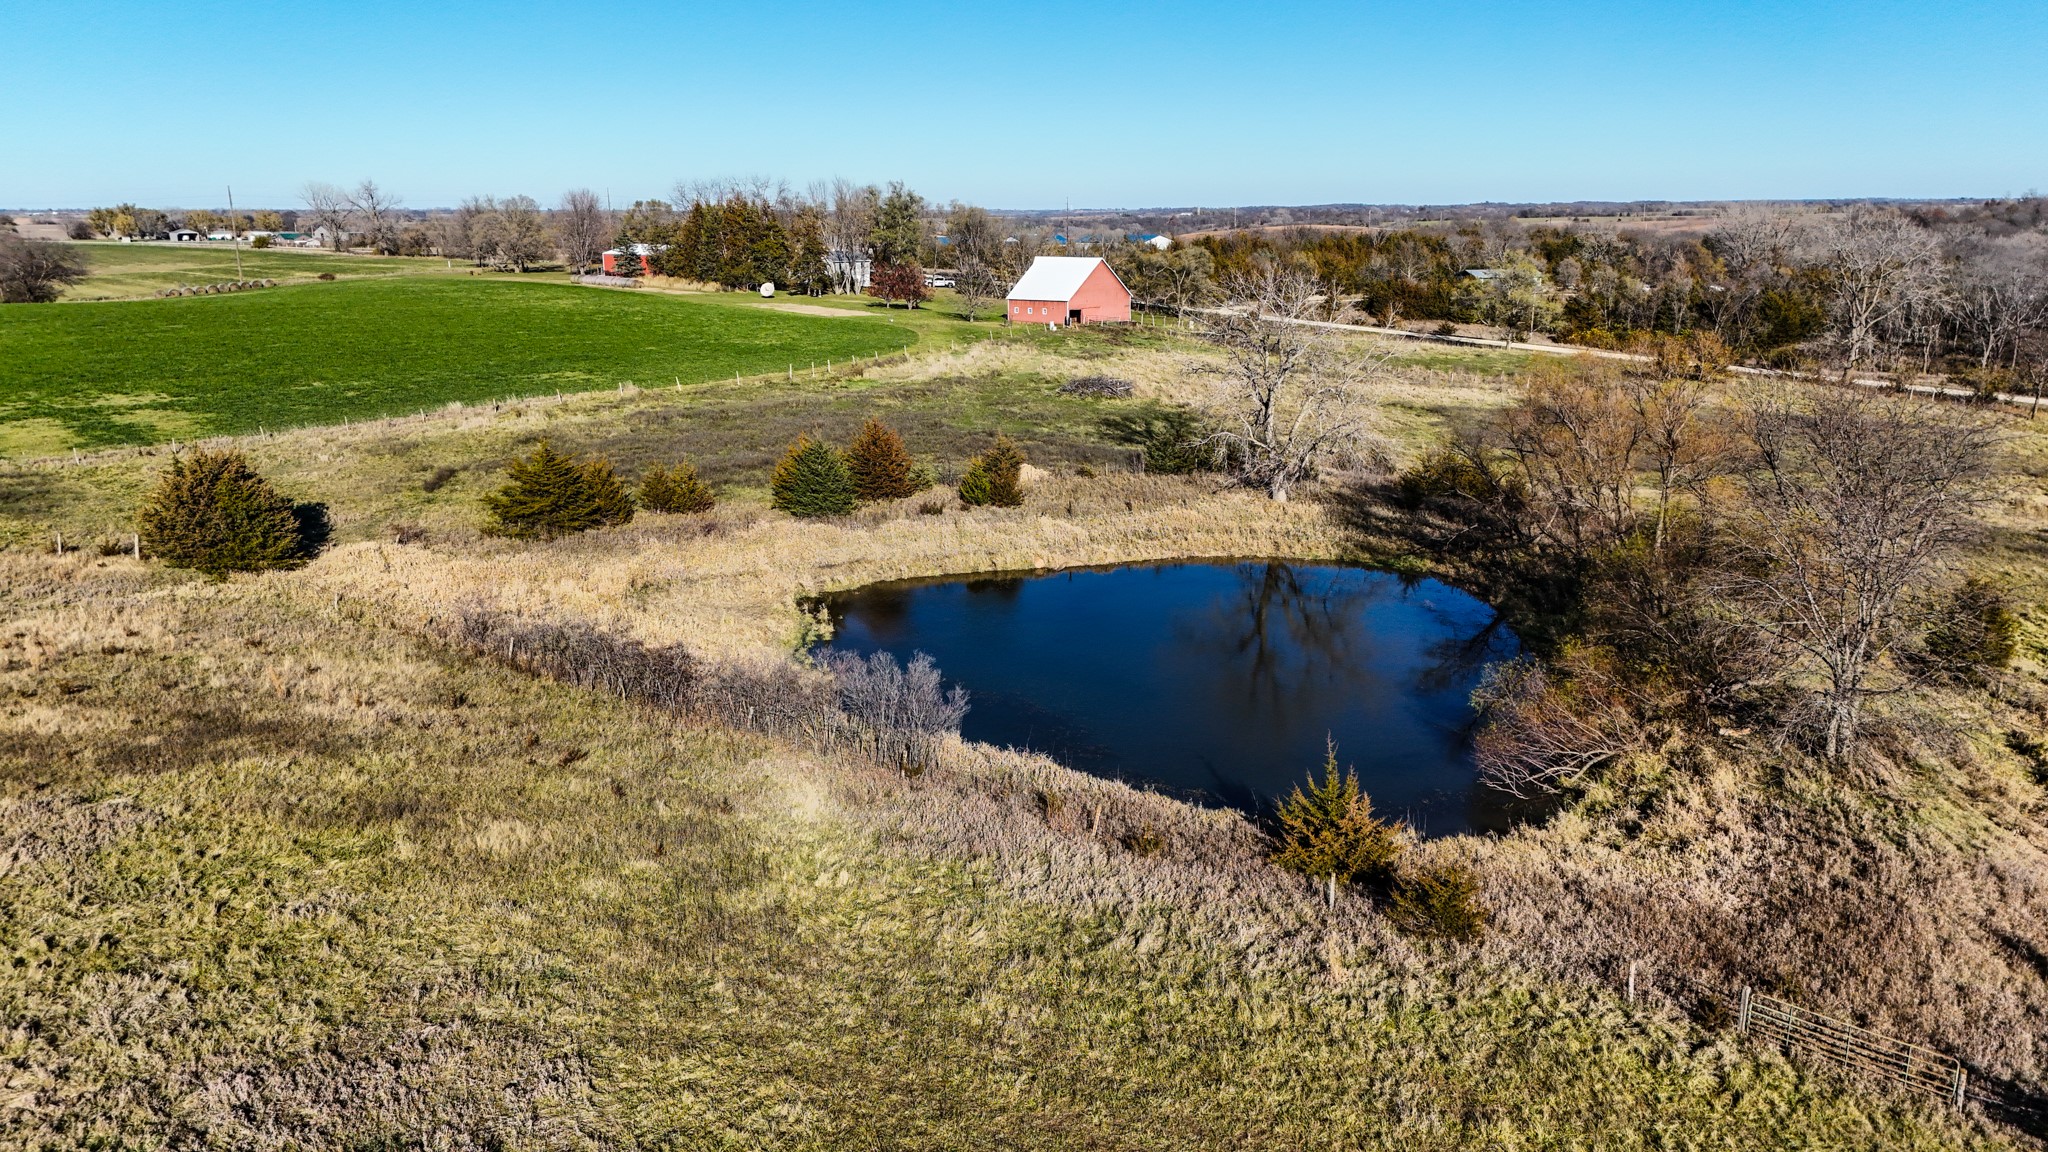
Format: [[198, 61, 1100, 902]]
[[1123, 826, 1167, 857], [482, 440, 635, 539], [1269, 740, 1403, 906], [844, 418, 917, 502], [250, 235, 271, 249], [137, 448, 311, 578], [1386, 862, 1489, 942], [1134, 407, 1219, 475], [639, 462, 716, 514], [1060, 375, 1133, 398], [818, 649, 969, 774], [771, 435, 857, 518], [1395, 446, 1500, 508], [1923, 576, 2019, 678], [958, 435, 1025, 508]]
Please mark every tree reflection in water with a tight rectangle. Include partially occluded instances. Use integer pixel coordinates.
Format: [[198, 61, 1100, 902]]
[[823, 562, 1524, 836]]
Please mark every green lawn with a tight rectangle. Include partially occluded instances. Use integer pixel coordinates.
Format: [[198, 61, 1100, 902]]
[[61, 241, 436, 300], [0, 278, 917, 456]]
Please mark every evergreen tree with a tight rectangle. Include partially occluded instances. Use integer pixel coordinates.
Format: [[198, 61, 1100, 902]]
[[639, 462, 716, 513], [138, 448, 309, 579], [581, 456, 635, 525], [845, 418, 917, 502], [789, 206, 831, 296], [611, 241, 641, 279], [1269, 740, 1403, 907], [482, 441, 636, 539], [958, 434, 1026, 508], [771, 435, 857, 518], [1386, 863, 1488, 941], [677, 201, 724, 283]]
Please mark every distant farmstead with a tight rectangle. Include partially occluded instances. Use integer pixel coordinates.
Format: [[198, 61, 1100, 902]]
[[1005, 256, 1131, 326]]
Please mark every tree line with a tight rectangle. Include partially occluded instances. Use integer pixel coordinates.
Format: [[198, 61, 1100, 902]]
[[1177, 201, 2048, 389]]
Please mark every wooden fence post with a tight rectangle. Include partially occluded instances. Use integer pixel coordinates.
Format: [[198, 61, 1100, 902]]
[[1953, 1067, 1967, 1111], [1626, 961, 1637, 1005], [1738, 985, 1753, 1034]]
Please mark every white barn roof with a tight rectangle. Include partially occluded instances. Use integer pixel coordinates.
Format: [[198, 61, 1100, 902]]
[[1006, 256, 1113, 302]]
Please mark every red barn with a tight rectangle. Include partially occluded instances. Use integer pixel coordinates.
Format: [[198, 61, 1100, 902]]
[[1005, 256, 1131, 325], [601, 243, 664, 276]]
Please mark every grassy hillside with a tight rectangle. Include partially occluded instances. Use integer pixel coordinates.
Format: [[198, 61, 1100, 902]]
[[0, 329, 2035, 1147], [0, 279, 918, 457], [0, 553, 2002, 1150]]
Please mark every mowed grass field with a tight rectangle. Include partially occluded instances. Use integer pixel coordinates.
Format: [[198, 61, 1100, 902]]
[[60, 241, 434, 300], [0, 278, 918, 457]]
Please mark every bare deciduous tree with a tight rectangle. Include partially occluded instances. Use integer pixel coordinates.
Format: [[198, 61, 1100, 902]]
[[555, 189, 613, 276], [1948, 239, 2048, 370], [1734, 389, 1998, 761], [1193, 267, 1390, 501], [825, 178, 877, 293], [344, 179, 401, 254], [300, 182, 351, 249], [1804, 208, 1945, 375], [945, 202, 1004, 320]]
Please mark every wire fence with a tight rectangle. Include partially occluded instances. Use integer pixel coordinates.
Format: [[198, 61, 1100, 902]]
[[1615, 966, 2046, 1130], [1733, 986, 1968, 1108]]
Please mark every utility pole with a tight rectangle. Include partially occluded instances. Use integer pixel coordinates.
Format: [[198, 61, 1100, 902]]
[[226, 185, 245, 281]]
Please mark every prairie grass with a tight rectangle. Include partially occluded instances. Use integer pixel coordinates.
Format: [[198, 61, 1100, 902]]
[[0, 554, 2007, 1148], [2, 332, 2044, 1144]]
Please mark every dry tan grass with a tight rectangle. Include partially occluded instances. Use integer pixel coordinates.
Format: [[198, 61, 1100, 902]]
[[309, 472, 1350, 660], [3, 329, 2046, 1143]]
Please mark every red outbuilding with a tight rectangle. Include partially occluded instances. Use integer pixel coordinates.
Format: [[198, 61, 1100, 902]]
[[1005, 256, 1131, 325], [601, 243, 664, 276]]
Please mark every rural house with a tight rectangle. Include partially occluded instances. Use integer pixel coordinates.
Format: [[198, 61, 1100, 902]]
[[1005, 255, 1131, 326]]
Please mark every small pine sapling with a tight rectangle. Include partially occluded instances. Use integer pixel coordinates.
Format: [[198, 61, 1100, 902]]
[[1386, 862, 1489, 942], [771, 435, 858, 518], [958, 434, 1026, 508], [137, 448, 310, 579], [1269, 739, 1403, 907], [639, 462, 716, 513], [482, 440, 636, 539], [845, 418, 917, 502]]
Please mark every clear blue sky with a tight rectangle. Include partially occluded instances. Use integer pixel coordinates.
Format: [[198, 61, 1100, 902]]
[[4, 0, 2043, 210]]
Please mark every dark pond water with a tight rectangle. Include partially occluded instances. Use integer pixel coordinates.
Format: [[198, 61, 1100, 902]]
[[819, 561, 1525, 836]]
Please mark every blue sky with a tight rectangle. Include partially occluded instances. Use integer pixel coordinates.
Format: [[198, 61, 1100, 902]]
[[3, 0, 2043, 210]]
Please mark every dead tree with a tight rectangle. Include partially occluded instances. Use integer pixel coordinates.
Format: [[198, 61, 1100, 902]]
[[1193, 267, 1390, 501]]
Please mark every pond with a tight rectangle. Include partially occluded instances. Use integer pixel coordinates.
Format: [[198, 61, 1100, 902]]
[[819, 561, 1526, 836]]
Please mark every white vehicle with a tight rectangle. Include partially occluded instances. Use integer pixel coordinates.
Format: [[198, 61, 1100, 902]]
[[924, 274, 956, 288]]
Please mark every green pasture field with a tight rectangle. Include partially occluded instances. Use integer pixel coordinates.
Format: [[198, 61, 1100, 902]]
[[0, 278, 918, 456], [60, 240, 436, 300]]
